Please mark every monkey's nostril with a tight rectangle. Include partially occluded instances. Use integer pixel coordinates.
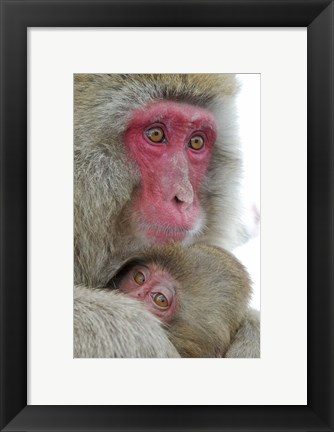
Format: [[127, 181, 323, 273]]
[[173, 195, 193, 211]]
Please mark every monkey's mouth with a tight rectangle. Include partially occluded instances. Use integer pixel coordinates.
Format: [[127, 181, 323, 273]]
[[140, 222, 190, 242]]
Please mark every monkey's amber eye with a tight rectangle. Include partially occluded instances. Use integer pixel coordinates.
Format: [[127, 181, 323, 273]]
[[189, 135, 204, 150], [133, 271, 145, 285], [153, 293, 169, 308], [145, 127, 165, 143]]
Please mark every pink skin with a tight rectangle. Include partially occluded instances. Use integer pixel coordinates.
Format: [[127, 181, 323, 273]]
[[125, 101, 217, 244], [118, 263, 177, 322]]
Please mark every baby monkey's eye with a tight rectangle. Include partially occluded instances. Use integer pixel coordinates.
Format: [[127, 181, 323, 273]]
[[189, 135, 204, 150], [133, 271, 145, 285], [153, 293, 169, 308], [145, 127, 165, 143]]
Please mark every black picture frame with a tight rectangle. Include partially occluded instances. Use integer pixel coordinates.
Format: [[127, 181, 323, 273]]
[[1, 1, 333, 431]]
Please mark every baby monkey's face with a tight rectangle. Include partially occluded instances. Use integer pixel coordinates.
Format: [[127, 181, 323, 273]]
[[118, 262, 178, 322]]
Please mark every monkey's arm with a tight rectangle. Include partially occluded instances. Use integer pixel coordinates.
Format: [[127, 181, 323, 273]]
[[74, 285, 180, 358], [225, 309, 260, 358]]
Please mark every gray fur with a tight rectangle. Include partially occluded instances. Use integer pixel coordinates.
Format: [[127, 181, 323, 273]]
[[74, 286, 180, 358], [225, 309, 260, 358]]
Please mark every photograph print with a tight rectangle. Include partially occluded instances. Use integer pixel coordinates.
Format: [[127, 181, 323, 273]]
[[73, 74, 260, 358]]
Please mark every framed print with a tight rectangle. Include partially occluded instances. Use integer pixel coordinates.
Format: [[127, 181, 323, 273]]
[[0, 1, 333, 432]]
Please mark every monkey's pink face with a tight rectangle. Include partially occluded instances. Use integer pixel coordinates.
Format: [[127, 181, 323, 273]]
[[118, 263, 177, 322], [125, 101, 217, 244]]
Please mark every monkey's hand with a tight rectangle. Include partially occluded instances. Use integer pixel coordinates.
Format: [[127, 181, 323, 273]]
[[225, 308, 260, 358], [74, 285, 180, 358]]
